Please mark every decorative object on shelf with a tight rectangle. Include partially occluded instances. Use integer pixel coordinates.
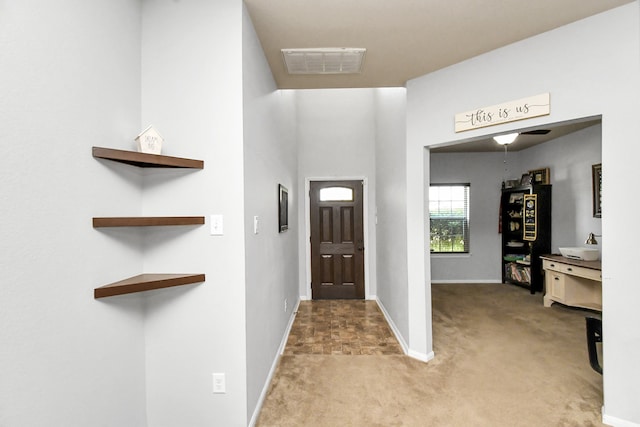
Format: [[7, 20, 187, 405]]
[[135, 125, 164, 155], [592, 163, 602, 218], [279, 184, 289, 232], [523, 194, 537, 241], [520, 173, 533, 186], [509, 193, 523, 204], [529, 167, 550, 184], [559, 246, 599, 261]]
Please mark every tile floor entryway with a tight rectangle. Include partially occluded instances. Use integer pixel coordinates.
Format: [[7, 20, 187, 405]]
[[283, 300, 403, 355]]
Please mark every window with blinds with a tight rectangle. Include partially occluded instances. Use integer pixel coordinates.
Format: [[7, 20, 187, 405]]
[[429, 184, 470, 253]]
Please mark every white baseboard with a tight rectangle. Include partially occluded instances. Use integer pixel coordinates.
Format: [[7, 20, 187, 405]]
[[408, 349, 435, 362], [280, 299, 300, 355], [248, 298, 301, 427], [375, 298, 409, 354], [602, 412, 640, 427], [375, 298, 434, 362]]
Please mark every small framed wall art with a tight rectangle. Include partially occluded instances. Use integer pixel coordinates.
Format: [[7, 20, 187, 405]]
[[592, 163, 602, 218], [529, 167, 550, 185], [278, 184, 289, 232]]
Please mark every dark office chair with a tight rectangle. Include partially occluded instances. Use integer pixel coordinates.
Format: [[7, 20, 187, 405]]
[[585, 316, 603, 374]]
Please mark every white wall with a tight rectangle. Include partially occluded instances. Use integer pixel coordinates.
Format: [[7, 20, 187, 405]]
[[524, 123, 602, 254], [0, 1, 147, 426], [242, 5, 299, 424], [407, 3, 640, 425], [296, 89, 377, 299], [374, 88, 410, 342], [141, 1, 248, 426], [430, 122, 601, 283], [430, 152, 507, 283]]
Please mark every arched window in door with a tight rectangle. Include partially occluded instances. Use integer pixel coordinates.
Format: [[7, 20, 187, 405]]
[[319, 186, 354, 202]]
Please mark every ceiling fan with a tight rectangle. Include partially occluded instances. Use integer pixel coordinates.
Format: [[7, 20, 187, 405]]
[[520, 129, 551, 135]]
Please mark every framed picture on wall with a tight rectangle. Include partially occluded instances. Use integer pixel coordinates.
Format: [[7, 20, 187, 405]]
[[279, 184, 289, 232], [592, 163, 602, 218], [528, 167, 550, 184]]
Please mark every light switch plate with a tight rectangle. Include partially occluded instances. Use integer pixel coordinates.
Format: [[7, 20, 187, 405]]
[[253, 216, 259, 234], [212, 373, 226, 393], [210, 215, 224, 235]]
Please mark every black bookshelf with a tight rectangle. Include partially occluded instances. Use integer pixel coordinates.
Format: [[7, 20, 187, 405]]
[[500, 184, 552, 294]]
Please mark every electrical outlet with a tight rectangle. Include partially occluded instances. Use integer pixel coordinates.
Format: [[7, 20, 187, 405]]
[[213, 373, 226, 394], [284, 298, 288, 312]]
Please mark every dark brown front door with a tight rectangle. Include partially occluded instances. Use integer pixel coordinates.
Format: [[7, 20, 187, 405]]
[[310, 180, 365, 299]]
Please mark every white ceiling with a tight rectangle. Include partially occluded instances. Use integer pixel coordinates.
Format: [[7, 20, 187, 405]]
[[245, 1, 618, 151], [244, 0, 632, 90]]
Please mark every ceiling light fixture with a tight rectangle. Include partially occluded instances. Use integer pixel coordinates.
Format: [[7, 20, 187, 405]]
[[493, 133, 519, 145], [494, 133, 519, 188], [281, 48, 366, 75]]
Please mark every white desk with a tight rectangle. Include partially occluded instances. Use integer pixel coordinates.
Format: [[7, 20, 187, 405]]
[[541, 255, 602, 311]]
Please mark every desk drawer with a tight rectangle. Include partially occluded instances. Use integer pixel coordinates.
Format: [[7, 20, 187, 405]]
[[543, 259, 563, 272], [559, 264, 601, 281], [542, 259, 601, 281]]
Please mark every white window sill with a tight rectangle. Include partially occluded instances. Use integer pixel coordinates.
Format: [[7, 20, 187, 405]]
[[430, 253, 472, 259]]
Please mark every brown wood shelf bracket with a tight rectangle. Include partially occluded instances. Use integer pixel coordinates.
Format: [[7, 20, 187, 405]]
[[92, 146, 204, 169], [94, 273, 205, 298]]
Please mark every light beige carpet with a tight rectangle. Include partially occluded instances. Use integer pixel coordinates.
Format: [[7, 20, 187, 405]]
[[257, 284, 605, 426]]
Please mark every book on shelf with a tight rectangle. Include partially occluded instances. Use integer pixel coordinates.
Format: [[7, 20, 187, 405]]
[[505, 262, 531, 284]]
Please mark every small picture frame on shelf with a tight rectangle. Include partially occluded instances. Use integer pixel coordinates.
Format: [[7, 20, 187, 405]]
[[529, 167, 550, 184], [520, 173, 533, 186], [502, 179, 517, 189]]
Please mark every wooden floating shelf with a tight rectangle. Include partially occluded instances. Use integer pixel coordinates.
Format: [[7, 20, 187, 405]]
[[95, 273, 205, 298], [93, 216, 205, 228], [92, 146, 204, 169]]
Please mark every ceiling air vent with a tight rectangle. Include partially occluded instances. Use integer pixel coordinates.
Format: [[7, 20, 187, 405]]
[[281, 48, 366, 75]]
